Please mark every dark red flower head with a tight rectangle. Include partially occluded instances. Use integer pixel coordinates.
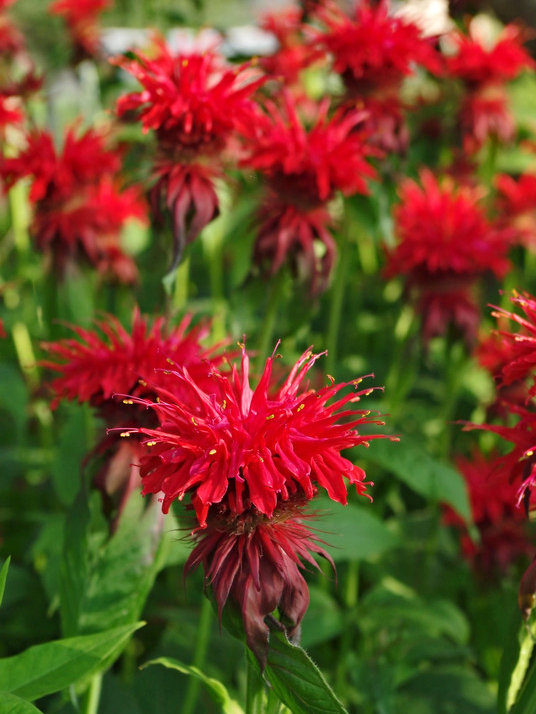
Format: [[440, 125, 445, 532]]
[[41, 308, 218, 421], [185, 500, 332, 666], [444, 450, 532, 574], [496, 173, 536, 249], [444, 24, 534, 87], [49, 0, 110, 58], [314, 0, 441, 95], [384, 169, 511, 343], [486, 291, 536, 401], [1, 127, 120, 203], [115, 41, 263, 157], [243, 92, 377, 208], [120, 345, 394, 528]]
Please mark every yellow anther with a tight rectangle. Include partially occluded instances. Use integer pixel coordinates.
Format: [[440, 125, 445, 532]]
[[146, 441, 157, 447], [181, 59, 188, 67], [123, 399, 134, 404], [120, 432, 131, 438], [297, 404, 305, 412], [266, 414, 275, 420], [138, 379, 147, 386], [209, 449, 217, 455], [191, 417, 198, 426], [222, 399, 227, 409], [527, 450, 534, 457], [167, 358, 175, 365]]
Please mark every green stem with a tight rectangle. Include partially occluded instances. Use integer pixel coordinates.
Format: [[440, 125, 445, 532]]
[[325, 227, 351, 376], [335, 561, 359, 695], [80, 673, 102, 714], [246, 653, 264, 714], [507, 627, 535, 710], [256, 271, 286, 373], [182, 596, 213, 714]]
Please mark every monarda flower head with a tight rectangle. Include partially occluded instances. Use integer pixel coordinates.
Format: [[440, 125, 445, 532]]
[[0, 126, 144, 280], [185, 499, 332, 666], [41, 309, 220, 509], [313, 0, 440, 95], [242, 92, 377, 292], [384, 169, 511, 345], [496, 174, 536, 250], [115, 42, 264, 264], [443, 450, 533, 575], [49, 0, 110, 60], [120, 345, 395, 528]]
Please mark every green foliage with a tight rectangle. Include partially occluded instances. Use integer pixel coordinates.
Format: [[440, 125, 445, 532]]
[[0, 623, 144, 701]]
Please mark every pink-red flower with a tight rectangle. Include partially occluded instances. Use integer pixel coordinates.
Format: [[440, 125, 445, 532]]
[[242, 93, 377, 291], [496, 173, 536, 249], [115, 42, 264, 258], [444, 450, 532, 574], [445, 24, 534, 87], [185, 501, 331, 665], [1, 127, 145, 280], [121, 346, 394, 528], [314, 0, 441, 95], [384, 169, 511, 343], [49, 0, 110, 59]]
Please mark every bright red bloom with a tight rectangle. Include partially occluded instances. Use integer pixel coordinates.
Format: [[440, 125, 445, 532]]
[[243, 94, 377, 207], [0, 94, 21, 130], [254, 203, 335, 295], [1, 127, 120, 202], [314, 0, 441, 95], [1, 127, 143, 280], [444, 450, 532, 574], [260, 8, 321, 87], [49, 0, 110, 58], [459, 86, 515, 153], [121, 346, 394, 528], [185, 501, 331, 666], [384, 169, 511, 343], [496, 173, 536, 249], [115, 42, 263, 257], [487, 292, 536, 400], [115, 43, 262, 153], [445, 24, 534, 86], [41, 308, 217, 418]]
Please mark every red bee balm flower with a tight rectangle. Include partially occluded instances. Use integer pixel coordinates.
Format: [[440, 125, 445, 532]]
[[49, 0, 110, 59], [122, 346, 394, 528], [444, 450, 532, 574], [496, 174, 536, 249], [314, 0, 440, 95], [242, 93, 377, 292], [384, 169, 511, 344], [185, 501, 332, 665], [115, 43, 264, 261], [1, 127, 144, 280]]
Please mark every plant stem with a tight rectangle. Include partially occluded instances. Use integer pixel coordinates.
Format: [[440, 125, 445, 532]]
[[256, 271, 286, 373], [246, 652, 264, 714], [335, 561, 359, 695], [507, 627, 535, 710], [181, 596, 213, 714], [326, 225, 351, 376], [81, 673, 102, 714]]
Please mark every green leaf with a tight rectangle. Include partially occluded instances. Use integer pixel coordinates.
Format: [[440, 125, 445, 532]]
[[59, 486, 90, 637], [312, 496, 396, 562], [0, 556, 11, 608], [497, 605, 524, 714], [510, 651, 536, 714], [51, 405, 89, 506], [76, 495, 166, 634], [262, 630, 348, 714], [367, 437, 471, 521], [0, 693, 43, 713], [142, 657, 244, 714], [0, 622, 144, 702], [397, 666, 496, 713]]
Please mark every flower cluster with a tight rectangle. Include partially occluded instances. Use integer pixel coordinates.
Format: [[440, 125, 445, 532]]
[[1, 126, 146, 281], [444, 22, 534, 152], [49, 0, 110, 61], [242, 92, 377, 292], [444, 450, 532, 575], [42, 309, 219, 514], [115, 343, 394, 662], [115, 41, 264, 266], [384, 169, 510, 344]]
